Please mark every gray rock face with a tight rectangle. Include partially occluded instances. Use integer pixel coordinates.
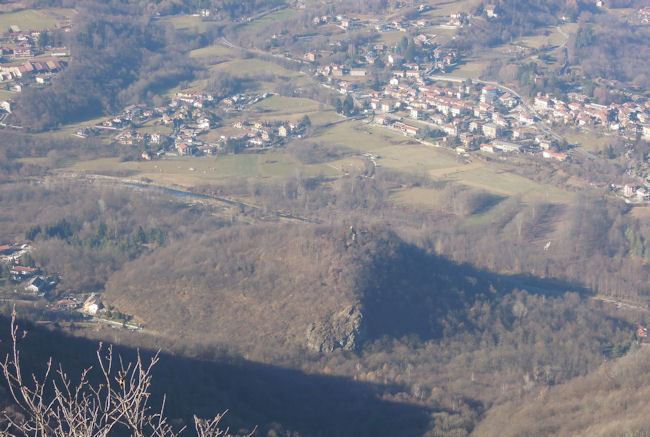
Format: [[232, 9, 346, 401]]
[[306, 305, 366, 353]]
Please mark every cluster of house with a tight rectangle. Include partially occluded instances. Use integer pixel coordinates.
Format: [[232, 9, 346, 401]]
[[163, 91, 301, 157], [311, 31, 457, 79], [311, 7, 432, 33], [0, 25, 71, 114], [88, 89, 303, 158], [365, 76, 569, 159], [306, 5, 468, 75], [0, 57, 66, 81], [168, 117, 304, 158], [443, 12, 471, 29], [613, 183, 650, 202], [0, 242, 30, 263], [9, 263, 53, 295], [532, 92, 650, 141], [0, 24, 68, 70], [0, 243, 54, 296], [235, 119, 305, 144], [0, 58, 67, 113], [1, 242, 113, 319], [51, 293, 103, 315], [0, 24, 68, 60], [314, 46, 457, 86]]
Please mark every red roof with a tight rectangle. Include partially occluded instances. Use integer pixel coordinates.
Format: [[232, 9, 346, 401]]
[[11, 266, 37, 273]]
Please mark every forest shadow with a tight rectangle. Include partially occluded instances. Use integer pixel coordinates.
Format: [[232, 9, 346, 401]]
[[0, 317, 432, 437], [357, 237, 591, 342]]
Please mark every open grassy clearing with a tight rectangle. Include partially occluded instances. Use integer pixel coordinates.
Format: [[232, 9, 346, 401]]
[[0, 89, 16, 101], [0, 8, 74, 31], [312, 118, 572, 205], [391, 187, 444, 210], [426, 0, 476, 17], [210, 57, 303, 78], [323, 156, 367, 173], [514, 22, 576, 52], [252, 95, 321, 117], [305, 110, 340, 126], [37, 114, 113, 137], [137, 121, 173, 136], [311, 120, 414, 154], [377, 31, 410, 46], [630, 205, 650, 220], [563, 129, 611, 154], [448, 58, 487, 79], [240, 8, 299, 31], [64, 151, 339, 188], [435, 162, 570, 202], [189, 45, 235, 58], [163, 15, 210, 33]]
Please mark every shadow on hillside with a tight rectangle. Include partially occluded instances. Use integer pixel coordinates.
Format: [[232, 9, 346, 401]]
[[0, 317, 432, 437], [356, 237, 590, 342]]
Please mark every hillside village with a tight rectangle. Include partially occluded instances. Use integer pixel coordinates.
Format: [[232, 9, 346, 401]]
[[77, 89, 307, 159], [0, 2, 649, 200], [0, 21, 70, 114], [0, 241, 138, 329]]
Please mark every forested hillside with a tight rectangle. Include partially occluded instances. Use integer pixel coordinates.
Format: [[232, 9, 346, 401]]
[[475, 346, 650, 436]]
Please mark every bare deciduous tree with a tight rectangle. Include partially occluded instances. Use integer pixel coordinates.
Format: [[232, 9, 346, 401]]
[[0, 310, 251, 437]]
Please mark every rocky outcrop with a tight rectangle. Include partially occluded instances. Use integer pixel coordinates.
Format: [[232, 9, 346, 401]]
[[306, 305, 366, 353]]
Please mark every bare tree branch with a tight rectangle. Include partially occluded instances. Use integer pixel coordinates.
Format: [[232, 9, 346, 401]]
[[0, 310, 248, 437]]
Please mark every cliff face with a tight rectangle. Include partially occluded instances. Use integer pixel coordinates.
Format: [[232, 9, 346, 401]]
[[306, 305, 366, 353]]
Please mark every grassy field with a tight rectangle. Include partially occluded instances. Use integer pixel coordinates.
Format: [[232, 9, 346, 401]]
[[448, 58, 488, 79], [31, 114, 112, 140], [630, 205, 650, 220], [189, 45, 234, 58], [0, 8, 74, 32], [0, 89, 16, 101], [425, 0, 475, 17], [252, 95, 321, 117], [240, 8, 298, 31], [312, 120, 411, 152], [515, 23, 576, 51], [311, 119, 572, 204], [377, 31, 410, 46], [210, 57, 303, 78], [164, 15, 209, 33], [306, 110, 340, 126], [391, 187, 444, 210], [138, 121, 173, 136], [435, 163, 570, 202], [562, 129, 610, 154], [65, 152, 339, 187]]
